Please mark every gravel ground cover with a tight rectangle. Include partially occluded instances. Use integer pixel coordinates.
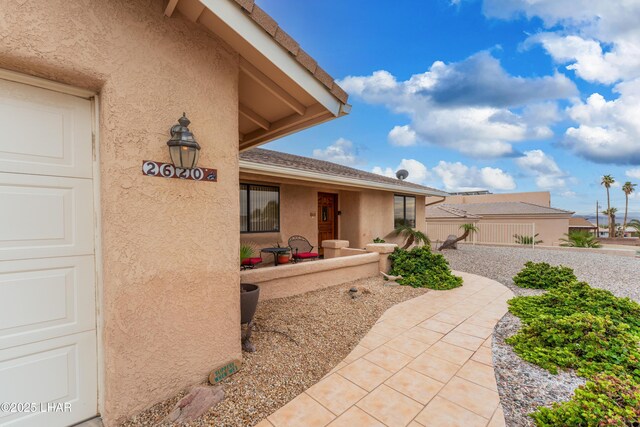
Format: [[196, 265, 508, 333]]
[[442, 245, 640, 427], [120, 277, 426, 427]]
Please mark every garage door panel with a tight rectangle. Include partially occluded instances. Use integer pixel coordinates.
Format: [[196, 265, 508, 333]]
[[0, 331, 97, 427], [0, 173, 94, 261], [0, 256, 96, 350], [0, 79, 92, 179]]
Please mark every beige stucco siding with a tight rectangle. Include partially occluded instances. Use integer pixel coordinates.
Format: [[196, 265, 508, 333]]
[[0, 0, 241, 424], [240, 173, 426, 250]]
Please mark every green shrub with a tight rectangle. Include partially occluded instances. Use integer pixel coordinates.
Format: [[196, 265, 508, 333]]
[[512, 261, 577, 289], [506, 312, 640, 378], [389, 246, 462, 290], [532, 375, 640, 426], [373, 237, 386, 243], [509, 282, 640, 332]]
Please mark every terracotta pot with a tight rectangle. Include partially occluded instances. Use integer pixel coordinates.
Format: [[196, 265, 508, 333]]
[[240, 283, 260, 324], [277, 255, 290, 264]]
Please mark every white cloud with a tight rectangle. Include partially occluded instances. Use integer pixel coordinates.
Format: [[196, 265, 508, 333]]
[[433, 161, 516, 192], [515, 149, 569, 189], [563, 79, 640, 164], [338, 52, 576, 158], [388, 125, 418, 147], [372, 159, 431, 185], [626, 168, 640, 179], [312, 138, 360, 166]]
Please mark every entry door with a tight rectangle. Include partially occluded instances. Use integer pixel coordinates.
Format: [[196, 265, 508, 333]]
[[318, 193, 338, 254], [0, 77, 98, 426]]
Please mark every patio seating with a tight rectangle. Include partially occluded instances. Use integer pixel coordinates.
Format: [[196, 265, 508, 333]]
[[288, 235, 319, 262], [241, 256, 263, 270]]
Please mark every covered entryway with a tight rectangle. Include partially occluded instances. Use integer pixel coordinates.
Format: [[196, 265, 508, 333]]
[[0, 76, 98, 426]]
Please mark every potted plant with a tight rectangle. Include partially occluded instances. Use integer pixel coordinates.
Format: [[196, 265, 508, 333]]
[[275, 242, 290, 264], [240, 283, 260, 352]]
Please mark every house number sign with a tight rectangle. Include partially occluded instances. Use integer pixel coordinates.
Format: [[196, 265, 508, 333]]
[[142, 160, 217, 182]]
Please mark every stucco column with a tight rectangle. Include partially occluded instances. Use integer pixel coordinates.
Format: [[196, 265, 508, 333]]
[[322, 239, 350, 258], [365, 243, 398, 273]]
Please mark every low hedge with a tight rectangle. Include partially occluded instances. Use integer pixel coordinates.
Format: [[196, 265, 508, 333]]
[[513, 261, 576, 289], [507, 262, 640, 426], [388, 246, 462, 290]]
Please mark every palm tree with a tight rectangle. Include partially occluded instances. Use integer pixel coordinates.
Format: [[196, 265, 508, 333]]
[[622, 181, 637, 236], [438, 223, 479, 250], [394, 224, 430, 249], [602, 207, 618, 237], [628, 219, 640, 236], [601, 175, 615, 237], [560, 230, 602, 248]]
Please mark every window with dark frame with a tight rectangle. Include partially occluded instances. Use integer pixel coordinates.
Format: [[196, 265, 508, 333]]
[[394, 195, 416, 228], [240, 184, 280, 233]]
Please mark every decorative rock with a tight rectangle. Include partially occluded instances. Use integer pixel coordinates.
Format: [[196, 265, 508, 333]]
[[165, 385, 224, 423], [438, 234, 458, 250]]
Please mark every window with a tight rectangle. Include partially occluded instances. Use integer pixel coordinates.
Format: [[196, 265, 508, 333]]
[[394, 195, 416, 228], [240, 184, 280, 233]]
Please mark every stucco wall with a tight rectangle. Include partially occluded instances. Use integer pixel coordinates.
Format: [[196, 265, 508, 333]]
[[239, 173, 426, 252], [0, 1, 241, 424], [240, 253, 380, 300]]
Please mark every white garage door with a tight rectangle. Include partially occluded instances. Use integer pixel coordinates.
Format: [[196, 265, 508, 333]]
[[0, 77, 98, 426]]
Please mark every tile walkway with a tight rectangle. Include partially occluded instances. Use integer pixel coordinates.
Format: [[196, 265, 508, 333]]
[[256, 271, 513, 427]]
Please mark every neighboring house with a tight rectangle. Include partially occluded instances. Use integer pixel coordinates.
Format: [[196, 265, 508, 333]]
[[239, 148, 446, 253], [440, 190, 552, 207], [0, 1, 352, 426], [425, 202, 574, 246], [569, 217, 598, 235]]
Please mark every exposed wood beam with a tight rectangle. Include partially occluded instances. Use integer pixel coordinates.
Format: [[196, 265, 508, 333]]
[[239, 58, 306, 116], [240, 112, 334, 150], [164, 0, 179, 17], [240, 103, 328, 148], [239, 103, 270, 131]]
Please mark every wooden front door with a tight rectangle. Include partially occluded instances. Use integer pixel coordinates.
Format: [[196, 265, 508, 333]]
[[318, 193, 338, 255]]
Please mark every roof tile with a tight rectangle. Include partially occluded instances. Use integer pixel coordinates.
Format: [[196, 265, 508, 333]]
[[313, 65, 335, 89], [330, 84, 349, 104], [232, 0, 255, 13], [295, 48, 318, 74], [240, 148, 443, 194], [274, 28, 300, 55], [249, 5, 278, 37], [426, 202, 573, 218]]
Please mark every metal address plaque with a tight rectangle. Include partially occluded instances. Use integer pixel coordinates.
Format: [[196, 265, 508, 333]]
[[142, 160, 217, 182]]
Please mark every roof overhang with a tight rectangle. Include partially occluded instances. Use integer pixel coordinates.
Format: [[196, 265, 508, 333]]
[[240, 160, 449, 197], [165, 0, 350, 150]]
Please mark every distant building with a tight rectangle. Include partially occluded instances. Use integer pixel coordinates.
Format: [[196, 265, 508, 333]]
[[569, 217, 598, 235]]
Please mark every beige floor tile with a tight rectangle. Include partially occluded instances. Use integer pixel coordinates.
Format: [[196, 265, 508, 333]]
[[414, 396, 489, 427], [364, 345, 413, 372], [453, 322, 494, 339], [401, 327, 444, 345], [327, 406, 385, 427], [356, 384, 423, 427], [457, 360, 498, 391], [407, 353, 461, 383], [254, 419, 274, 427], [359, 332, 391, 350], [370, 321, 408, 338], [344, 345, 370, 363], [431, 311, 468, 325], [424, 341, 474, 366], [438, 377, 500, 419], [418, 318, 456, 334], [488, 405, 506, 427], [471, 345, 494, 366], [337, 359, 393, 391], [384, 314, 424, 329], [408, 422, 424, 427], [385, 367, 444, 405], [482, 337, 492, 348], [307, 373, 368, 415], [384, 336, 431, 357], [268, 393, 336, 427], [441, 331, 485, 351]]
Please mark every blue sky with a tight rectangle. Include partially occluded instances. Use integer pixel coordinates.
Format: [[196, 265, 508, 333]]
[[258, 0, 640, 215]]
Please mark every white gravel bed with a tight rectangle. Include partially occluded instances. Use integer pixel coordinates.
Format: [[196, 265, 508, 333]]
[[441, 245, 640, 427]]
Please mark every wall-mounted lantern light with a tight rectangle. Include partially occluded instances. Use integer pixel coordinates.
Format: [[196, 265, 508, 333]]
[[167, 113, 201, 169]]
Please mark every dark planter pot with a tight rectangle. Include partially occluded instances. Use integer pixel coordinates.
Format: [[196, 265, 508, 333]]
[[240, 283, 260, 325]]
